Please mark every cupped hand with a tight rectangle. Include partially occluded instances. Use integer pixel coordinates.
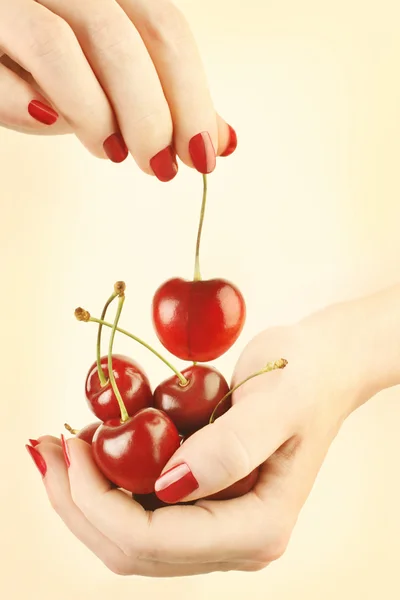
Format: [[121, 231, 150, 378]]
[[0, 0, 235, 177], [30, 306, 366, 577]]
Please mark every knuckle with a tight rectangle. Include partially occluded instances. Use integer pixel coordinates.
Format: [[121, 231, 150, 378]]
[[85, 12, 128, 53], [255, 531, 290, 564], [215, 425, 252, 480], [145, 2, 189, 45], [103, 556, 132, 576], [28, 14, 74, 61]]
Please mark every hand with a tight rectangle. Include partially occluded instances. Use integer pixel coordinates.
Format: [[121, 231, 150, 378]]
[[30, 300, 371, 577], [0, 0, 235, 177]]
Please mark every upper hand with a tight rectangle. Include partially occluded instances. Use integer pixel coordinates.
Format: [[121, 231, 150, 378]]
[[33, 306, 363, 577], [0, 0, 235, 176]]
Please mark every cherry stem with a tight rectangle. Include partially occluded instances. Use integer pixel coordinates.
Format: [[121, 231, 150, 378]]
[[96, 292, 118, 387], [89, 316, 189, 387], [108, 295, 130, 423], [194, 174, 208, 282], [64, 423, 79, 435], [209, 358, 288, 424]]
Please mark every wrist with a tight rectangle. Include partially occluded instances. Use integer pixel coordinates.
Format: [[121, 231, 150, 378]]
[[299, 284, 400, 418]]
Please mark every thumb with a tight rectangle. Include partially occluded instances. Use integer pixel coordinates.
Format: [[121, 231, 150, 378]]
[[154, 390, 292, 504]]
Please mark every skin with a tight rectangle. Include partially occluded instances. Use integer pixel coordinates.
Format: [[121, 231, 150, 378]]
[[0, 0, 232, 171], [34, 283, 400, 576]]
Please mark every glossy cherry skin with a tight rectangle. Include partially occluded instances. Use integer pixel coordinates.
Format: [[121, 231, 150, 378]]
[[92, 408, 181, 495], [76, 421, 101, 445], [204, 468, 260, 501], [152, 278, 246, 362], [153, 364, 230, 435], [85, 354, 153, 421]]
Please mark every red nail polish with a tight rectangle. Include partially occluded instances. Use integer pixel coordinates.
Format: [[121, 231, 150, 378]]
[[220, 125, 237, 157], [61, 434, 70, 468], [29, 439, 40, 448], [155, 463, 199, 504], [28, 100, 58, 125], [150, 146, 178, 182], [26, 445, 47, 477], [189, 132, 216, 174], [103, 133, 129, 163]]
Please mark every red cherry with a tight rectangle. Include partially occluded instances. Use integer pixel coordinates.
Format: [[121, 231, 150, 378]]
[[152, 278, 246, 362], [204, 468, 260, 501], [92, 408, 181, 494], [85, 354, 153, 421], [76, 421, 101, 445], [154, 364, 231, 435]]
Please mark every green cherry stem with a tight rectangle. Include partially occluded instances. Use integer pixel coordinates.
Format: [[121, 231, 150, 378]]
[[96, 281, 125, 387], [193, 174, 208, 282], [108, 294, 130, 423], [64, 423, 78, 435], [209, 358, 288, 424], [74, 308, 189, 387]]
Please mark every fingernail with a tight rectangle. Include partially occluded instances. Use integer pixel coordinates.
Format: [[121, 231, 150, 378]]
[[220, 125, 237, 157], [61, 434, 70, 468], [28, 100, 58, 126], [26, 444, 47, 477], [189, 132, 216, 174], [103, 132, 129, 163], [29, 438, 40, 448], [155, 463, 199, 504], [150, 146, 178, 182]]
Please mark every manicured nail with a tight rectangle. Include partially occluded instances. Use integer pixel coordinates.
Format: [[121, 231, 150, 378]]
[[220, 125, 237, 157], [150, 146, 178, 182], [61, 434, 70, 468], [26, 444, 47, 477], [103, 133, 129, 163], [29, 439, 40, 448], [155, 463, 199, 504], [28, 100, 58, 126], [189, 132, 216, 174]]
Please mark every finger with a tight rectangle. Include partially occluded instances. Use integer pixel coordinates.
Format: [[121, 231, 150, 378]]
[[217, 114, 238, 158], [29, 441, 134, 574], [155, 385, 293, 503], [39, 0, 174, 177], [118, 0, 218, 174], [0, 0, 125, 161], [0, 62, 70, 134]]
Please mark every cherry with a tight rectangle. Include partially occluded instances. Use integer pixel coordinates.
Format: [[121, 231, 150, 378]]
[[93, 407, 181, 494], [153, 364, 230, 435], [85, 354, 153, 422], [152, 278, 245, 362], [204, 468, 259, 501], [64, 421, 101, 445], [152, 175, 246, 362], [89, 286, 180, 495]]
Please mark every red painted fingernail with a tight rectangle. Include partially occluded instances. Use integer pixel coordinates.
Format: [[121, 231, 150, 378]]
[[26, 444, 47, 477], [61, 434, 70, 468], [189, 132, 216, 174], [28, 100, 58, 126], [220, 125, 238, 157], [29, 439, 40, 448], [150, 146, 178, 182], [155, 463, 199, 504], [103, 133, 129, 163]]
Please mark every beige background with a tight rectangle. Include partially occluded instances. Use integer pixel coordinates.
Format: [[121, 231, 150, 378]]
[[1, 0, 400, 598]]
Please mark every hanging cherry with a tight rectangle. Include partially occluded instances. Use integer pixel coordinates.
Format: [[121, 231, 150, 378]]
[[152, 175, 246, 362]]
